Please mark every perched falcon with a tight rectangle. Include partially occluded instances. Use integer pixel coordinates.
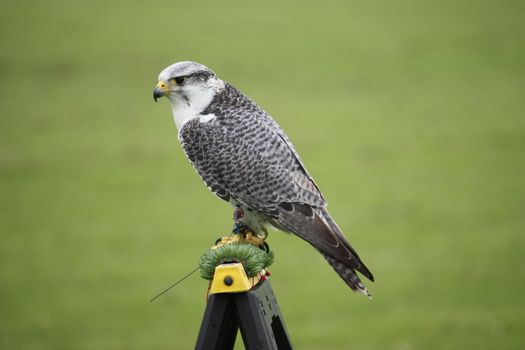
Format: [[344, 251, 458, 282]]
[[153, 61, 374, 296]]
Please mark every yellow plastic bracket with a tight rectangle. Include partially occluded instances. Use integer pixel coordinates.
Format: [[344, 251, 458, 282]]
[[209, 263, 261, 294]]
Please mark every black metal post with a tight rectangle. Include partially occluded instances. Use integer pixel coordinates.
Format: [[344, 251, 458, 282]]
[[195, 279, 293, 350]]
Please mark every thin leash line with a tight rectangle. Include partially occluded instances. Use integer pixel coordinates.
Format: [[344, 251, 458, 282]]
[[150, 215, 240, 302], [150, 266, 200, 302]]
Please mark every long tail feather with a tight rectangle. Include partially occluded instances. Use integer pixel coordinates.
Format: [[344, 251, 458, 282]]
[[320, 250, 371, 297], [272, 203, 374, 295], [320, 208, 375, 282]]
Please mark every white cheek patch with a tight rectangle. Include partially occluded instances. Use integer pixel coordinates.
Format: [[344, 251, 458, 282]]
[[199, 114, 216, 123], [167, 77, 224, 130], [170, 99, 195, 130]]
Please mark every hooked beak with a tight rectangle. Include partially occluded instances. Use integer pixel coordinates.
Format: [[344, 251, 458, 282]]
[[153, 81, 168, 102]]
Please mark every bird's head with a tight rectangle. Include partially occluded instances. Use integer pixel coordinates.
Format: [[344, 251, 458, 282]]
[[153, 61, 225, 129], [153, 61, 224, 104]]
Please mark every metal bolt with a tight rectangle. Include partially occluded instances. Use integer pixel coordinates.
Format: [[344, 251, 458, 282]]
[[224, 276, 233, 286]]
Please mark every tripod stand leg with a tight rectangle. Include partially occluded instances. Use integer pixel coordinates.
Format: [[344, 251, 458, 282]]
[[195, 293, 238, 350], [235, 281, 293, 350]]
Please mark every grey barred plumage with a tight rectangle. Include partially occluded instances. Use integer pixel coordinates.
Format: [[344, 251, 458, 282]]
[[154, 61, 374, 296]]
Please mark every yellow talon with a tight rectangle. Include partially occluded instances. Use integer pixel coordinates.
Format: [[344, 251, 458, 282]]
[[242, 231, 266, 247]]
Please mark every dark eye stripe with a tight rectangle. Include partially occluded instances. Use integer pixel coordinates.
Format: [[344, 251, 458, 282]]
[[170, 70, 214, 84]]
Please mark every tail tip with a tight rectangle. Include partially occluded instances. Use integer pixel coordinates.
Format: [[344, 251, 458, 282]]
[[356, 286, 373, 299]]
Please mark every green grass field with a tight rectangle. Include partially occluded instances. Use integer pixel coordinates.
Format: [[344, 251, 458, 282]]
[[1, 0, 524, 348]]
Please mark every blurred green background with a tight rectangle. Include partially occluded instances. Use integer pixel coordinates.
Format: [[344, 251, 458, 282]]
[[1, 0, 524, 349]]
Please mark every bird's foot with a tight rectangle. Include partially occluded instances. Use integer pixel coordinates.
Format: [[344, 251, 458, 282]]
[[241, 231, 267, 249], [231, 222, 267, 247], [213, 235, 240, 249], [211, 222, 269, 252]]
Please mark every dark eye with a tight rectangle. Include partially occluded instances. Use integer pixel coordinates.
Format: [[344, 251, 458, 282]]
[[174, 76, 186, 85]]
